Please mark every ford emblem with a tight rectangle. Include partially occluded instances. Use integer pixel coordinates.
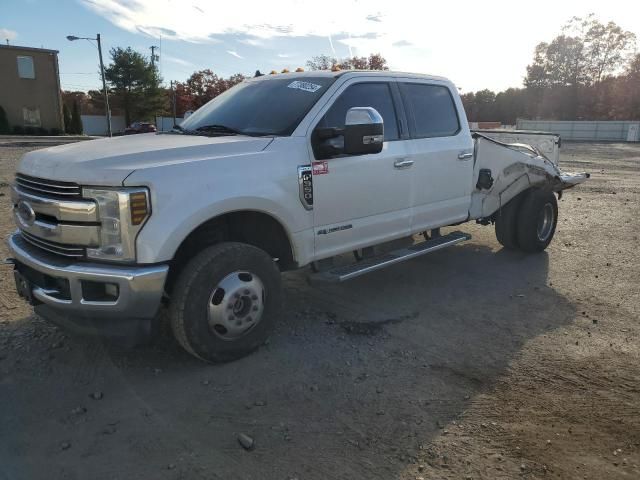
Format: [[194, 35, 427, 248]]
[[16, 200, 36, 226]]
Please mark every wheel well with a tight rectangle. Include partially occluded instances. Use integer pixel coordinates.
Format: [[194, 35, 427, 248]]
[[165, 211, 295, 296]]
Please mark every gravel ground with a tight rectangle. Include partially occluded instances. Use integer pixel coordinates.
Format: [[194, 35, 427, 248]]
[[0, 140, 638, 480]]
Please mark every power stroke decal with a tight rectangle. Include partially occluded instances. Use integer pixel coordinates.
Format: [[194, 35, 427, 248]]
[[312, 161, 329, 175]]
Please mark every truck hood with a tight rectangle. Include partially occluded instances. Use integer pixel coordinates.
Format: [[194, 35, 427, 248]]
[[17, 133, 274, 185]]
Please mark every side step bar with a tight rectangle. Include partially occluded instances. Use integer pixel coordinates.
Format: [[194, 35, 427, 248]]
[[308, 231, 471, 284]]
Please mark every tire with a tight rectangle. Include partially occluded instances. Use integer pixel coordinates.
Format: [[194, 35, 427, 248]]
[[169, 242, 282, 363], [516, 189, 558, 253], [495, 193, 524, 249]]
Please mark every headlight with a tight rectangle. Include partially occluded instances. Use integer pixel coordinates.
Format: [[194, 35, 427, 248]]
[[82, 187, 150, 262]]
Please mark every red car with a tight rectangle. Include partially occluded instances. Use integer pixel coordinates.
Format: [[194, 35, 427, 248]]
[[124, 122, 157, 135]]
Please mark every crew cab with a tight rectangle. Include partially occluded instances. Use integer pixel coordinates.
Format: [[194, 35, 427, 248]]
[[7, 70, 588, 362]]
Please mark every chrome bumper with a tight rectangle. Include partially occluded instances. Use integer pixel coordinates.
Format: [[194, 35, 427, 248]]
[[7, 232, 168, 319]]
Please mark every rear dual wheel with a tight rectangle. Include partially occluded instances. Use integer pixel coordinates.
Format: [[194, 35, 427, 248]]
[[495, 189, 558, 252]]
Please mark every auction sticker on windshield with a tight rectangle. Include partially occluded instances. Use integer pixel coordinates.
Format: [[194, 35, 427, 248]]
[[287, 81, 322, 93]]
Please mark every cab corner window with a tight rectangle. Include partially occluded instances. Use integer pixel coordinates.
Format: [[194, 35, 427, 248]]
[[400, 83, 459, 138], [318, 82, 400, 142]]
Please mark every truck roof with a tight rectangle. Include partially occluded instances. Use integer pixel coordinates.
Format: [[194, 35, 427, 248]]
[[249, 70, 450, 83]]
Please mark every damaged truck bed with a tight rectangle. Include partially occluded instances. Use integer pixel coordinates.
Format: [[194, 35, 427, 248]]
[[470, 133, 590, 220]]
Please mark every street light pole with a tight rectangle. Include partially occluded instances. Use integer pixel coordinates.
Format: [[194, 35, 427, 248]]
[[96, 34, 112, 137], [67, 33, 112, 137]]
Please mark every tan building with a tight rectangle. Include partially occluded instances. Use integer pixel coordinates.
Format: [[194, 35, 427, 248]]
[[0, 44, 64, 132]]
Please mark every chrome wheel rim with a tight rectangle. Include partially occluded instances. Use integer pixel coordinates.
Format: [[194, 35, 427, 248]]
[[536, 203, 555, 242], [207, 271, 265, 340]]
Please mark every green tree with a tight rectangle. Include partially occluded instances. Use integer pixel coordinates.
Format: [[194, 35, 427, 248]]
[[104, 47, 165, 125], [306, 53, 388, 71], [0, 105, 10, 134], [306, 54, 337, 71], [63, 103, 72, 134], [70, 100, 83, 134], [564, 14, 637, 84]]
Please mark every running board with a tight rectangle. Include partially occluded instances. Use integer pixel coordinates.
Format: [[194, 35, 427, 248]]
[[308, 231, 471, 284]]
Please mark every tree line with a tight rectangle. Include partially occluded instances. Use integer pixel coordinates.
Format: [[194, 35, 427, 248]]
[[462, 15, 639, 123], [61, 14, 638, 129], [62, 50, 389, 127]]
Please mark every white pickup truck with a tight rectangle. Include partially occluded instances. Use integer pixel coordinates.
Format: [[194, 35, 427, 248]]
[[7, 70, 588, 362]]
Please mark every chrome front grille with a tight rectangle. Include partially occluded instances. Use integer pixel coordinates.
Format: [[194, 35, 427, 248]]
[[12, 174, 94, 259], [15, 173, 82, 198], [20, 231, 86, 258]]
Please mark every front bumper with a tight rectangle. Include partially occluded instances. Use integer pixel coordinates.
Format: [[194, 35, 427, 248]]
[[7, 231, 168, 321]]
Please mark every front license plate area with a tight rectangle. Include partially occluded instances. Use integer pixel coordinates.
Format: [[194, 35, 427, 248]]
[[13, 269, 36, 305]]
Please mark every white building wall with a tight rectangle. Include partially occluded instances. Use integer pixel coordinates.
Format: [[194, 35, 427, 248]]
[[516, 120, 640, 142]]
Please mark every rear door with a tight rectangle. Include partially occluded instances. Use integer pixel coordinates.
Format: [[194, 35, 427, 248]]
[[398, 81, 475, 231], [309, 79, 412, 259]]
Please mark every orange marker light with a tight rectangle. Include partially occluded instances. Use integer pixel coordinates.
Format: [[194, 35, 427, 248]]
[[129, 192, 149, 225]]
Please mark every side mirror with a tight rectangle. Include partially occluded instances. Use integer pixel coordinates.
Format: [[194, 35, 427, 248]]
[[343, 107, 384, 155]]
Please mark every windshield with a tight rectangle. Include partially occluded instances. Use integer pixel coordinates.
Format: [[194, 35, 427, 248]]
[[179, 76, 336, 136]]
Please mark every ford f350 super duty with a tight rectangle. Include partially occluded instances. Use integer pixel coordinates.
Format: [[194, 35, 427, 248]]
[[7, 70, 588, 362]]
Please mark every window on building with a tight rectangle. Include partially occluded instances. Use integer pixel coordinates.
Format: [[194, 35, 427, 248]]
[[23, 107, 41, 127], [17, 56, 35, 79]]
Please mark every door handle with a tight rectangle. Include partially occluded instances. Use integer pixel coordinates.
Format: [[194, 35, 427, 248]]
[[458, 152, 473, 160], [393, 158, 414, 169]]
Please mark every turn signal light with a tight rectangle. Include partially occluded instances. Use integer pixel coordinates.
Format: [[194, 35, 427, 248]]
[[129, 191, 149, 225]]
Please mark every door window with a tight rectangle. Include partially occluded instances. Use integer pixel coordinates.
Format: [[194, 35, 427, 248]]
[[318, 82, 400, 141], [399, 83, 460, 138]]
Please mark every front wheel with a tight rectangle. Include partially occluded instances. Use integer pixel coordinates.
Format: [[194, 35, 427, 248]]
[[516, 189, 558, 253], [169, 242, 282, 362]]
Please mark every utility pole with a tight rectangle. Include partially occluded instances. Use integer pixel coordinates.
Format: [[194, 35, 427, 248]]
[[150, 45, 159, 66], [171, 80, 177, 126], [96, 34, 112, 137]]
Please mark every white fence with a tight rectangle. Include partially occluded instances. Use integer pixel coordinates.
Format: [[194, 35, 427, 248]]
[[516, 120, 640, 142], [80, 115, 184, 135], [155, 116, 184, 132], [80, 115, 126, 136]]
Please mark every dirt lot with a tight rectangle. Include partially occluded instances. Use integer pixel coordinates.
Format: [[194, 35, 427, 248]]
[[0, 141, 638, 480]]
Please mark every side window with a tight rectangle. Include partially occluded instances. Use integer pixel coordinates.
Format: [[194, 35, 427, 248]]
[[399, 83, 459, 138], [318, 82, 399, 141], [17, 56, 35, 79]]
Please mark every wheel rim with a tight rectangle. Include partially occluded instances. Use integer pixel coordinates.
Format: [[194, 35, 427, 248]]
[[207, 271, 265, 341], [536, 202, 555, 242]]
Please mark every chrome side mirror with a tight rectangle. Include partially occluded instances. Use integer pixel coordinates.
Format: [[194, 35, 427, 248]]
[[343, 107, 384, 155]]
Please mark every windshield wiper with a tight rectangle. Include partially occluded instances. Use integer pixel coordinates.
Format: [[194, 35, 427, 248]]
[[192, 124, 244, 136]]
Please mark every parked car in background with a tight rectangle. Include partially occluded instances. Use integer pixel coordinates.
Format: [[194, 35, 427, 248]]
[[124, 122, 157, 135]]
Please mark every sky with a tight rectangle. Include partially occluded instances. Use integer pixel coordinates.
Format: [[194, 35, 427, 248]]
[[1, 0, 639, 93]]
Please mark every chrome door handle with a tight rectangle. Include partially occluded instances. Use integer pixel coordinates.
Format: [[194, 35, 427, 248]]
[[458, 152, 473, 160], [393, 158, 414, 169]]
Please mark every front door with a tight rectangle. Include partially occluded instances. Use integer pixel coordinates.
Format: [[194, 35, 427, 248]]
[[309, 79, 411, 259]]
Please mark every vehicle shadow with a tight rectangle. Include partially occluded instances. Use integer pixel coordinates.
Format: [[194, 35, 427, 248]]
[[0, 240, 576, 480]]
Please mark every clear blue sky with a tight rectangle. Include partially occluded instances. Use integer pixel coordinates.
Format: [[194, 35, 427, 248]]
[[2, 0, 638, 93]]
